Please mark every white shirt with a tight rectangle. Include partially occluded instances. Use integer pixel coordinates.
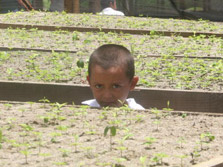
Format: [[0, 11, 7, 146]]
[[99, 7, 124, 16], [82, 98, 145, 110]]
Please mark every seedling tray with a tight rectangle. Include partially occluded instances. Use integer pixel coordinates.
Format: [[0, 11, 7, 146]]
[[0, 80, 222, 113]]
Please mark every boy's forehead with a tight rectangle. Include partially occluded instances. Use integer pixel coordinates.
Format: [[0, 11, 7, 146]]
[[92, 64, 127, 73]]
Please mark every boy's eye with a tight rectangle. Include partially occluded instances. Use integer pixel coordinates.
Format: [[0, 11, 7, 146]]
[[113, 84, 121, 89], [95, 84, 102, 89]]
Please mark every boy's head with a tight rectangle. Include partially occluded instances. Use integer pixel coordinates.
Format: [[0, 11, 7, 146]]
[[101, 0, 117, 9], [87, 44, 139, 108]]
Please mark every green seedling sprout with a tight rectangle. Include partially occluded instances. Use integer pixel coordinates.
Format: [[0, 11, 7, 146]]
[[152, 120, 160, 131], [198, 132, 215, 150], [59, 148, 70, 162], [117, 139, 127, 157], [71, 134, 80, 153], [20, 149, 31, 164], [39, 97, 50, 108], [162, 100, 173, 111], [150, 153, 169, 166], [39, 153, 51, 161], [6, 117, 16, 129], [113, 157, 127, 167], [139, 156, 147, 167], [176, 154, 188, 167], [50, 132, 62, 143], [104, 126, 117, 151], [143, 137, 156, 149], [19, 108, 25, 117], [27, 101, 34, 111], [190, 147, 201, 164], [32, 131, 43, 153], [4, 103, 12, 110], [177, 137, 186, 149], [151, 108, 162, 119], [0, 129, 3, 149], [81, 146, 94, 158]]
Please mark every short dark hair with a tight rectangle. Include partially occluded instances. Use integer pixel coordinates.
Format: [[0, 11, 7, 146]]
[[88, 44, 135, 80], [101, 0, 115, 9]]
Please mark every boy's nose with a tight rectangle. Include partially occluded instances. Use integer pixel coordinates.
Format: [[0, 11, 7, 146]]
[[102, 89, 113, 101]]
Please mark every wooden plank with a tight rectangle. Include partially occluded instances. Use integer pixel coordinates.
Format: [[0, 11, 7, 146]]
[[0, 46, 222, 60], [0, 46, 77, 53], [0, 81, 222, 113], [0, 23, 223, 38], [193, 156, 223, 167]]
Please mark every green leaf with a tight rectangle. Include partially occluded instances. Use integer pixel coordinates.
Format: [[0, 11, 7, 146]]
[[104, 126, 109, 137], [110, 126, 116, 136], [77, 59, 84, 68]]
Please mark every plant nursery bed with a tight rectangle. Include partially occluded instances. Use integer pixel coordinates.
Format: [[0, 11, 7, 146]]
[[1, 28, 223, 58], [1, 50, 222, 92], [1, 22, 223, 38], [0, 11, 223, 36], [0, 101, 223, 167], [0, 81, 223, 113]]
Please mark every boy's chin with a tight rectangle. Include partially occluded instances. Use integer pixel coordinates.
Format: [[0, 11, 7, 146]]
[[99, 102, 122, 108]]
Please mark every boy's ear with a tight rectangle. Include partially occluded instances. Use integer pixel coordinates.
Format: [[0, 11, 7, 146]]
[[130, 76, 139, 91]]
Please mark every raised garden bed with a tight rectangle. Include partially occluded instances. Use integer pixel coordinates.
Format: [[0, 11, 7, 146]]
[[0, 81, 223, 113], [0, 101, 223, 167], [1, 28, 223, 58], [1, 50, 222, 92], [0, 11, 223, 36]]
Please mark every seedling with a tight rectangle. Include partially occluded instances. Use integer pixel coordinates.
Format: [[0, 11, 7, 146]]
[[151, 108, 162, 119], [59, 148, 70, 162], [139, 156, 148, 167], [39, 97, 50, 108], [50, 132, 62, 143], [198, 132, 215, 150], [143, 137, 156, 149], [150, 153, 169, 166], [20, 149, 31, 164], [0, 129, 3, 149], [152, 120, 160, 131], [177, 137, 186, 149], [104, 126, 117, 151], [176, 154, 188, 167], [39, 153, 51, 161], [71, 134, 80, 153], [190, 147, 201, 164], [4, 103, 12, 110]]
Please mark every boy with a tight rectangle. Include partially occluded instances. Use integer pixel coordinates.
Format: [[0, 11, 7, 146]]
[[99, 0, 124, 16], [82, 44, 144, 110]]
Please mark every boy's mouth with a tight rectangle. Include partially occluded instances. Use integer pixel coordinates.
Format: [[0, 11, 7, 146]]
[[100, 101, 117, 107]]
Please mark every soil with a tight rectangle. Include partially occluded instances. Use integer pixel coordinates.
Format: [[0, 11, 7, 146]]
[[0, 101, 223, 167], [1, 50, 223, 92], [0, 11, 223, 33], [0, 27, 223, 58]]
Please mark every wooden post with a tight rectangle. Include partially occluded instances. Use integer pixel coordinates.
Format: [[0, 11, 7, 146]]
[[64, 0, 73, 13], [73, 0, 79, 13]]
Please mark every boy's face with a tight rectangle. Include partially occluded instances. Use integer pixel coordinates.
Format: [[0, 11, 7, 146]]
[[87, 65, 138, 108]]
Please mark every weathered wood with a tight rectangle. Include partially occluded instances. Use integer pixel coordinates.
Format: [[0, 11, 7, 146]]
[[0, 46, 77, 53], [193, 156, 223, 167], [73, 0, 79, 13], [0, 46, 222, 60], [0, 81, 222, 113], [64, 0, 73, 13]]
